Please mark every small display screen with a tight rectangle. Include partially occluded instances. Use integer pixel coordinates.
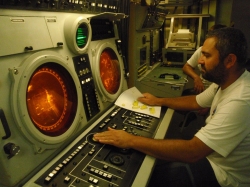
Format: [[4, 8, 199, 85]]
[[99, 48, 121, 94], [76, 24, 88, 48], [26, 63, 78, 136], [165, 52, 184, 63]]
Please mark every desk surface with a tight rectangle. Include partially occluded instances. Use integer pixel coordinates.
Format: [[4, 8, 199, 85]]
[[132, 108, 174, 187]]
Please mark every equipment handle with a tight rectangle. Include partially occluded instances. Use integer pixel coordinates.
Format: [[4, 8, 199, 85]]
[[0, 108, 11, 139]]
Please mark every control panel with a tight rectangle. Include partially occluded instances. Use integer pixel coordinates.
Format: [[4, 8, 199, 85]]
[[32, 106, 166, 187], [0, 0, 119, 13], [73, 54, 100, 120]]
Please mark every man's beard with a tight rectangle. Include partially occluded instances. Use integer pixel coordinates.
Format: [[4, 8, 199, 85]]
[[201, 61, 226, 85]]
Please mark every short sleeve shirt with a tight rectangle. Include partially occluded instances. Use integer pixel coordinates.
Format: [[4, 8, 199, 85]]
[[195, 70, 250, 187]]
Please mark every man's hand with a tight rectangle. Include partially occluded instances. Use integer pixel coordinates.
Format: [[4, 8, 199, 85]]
[[193, 77, 205, 94], [137, 93, 160, 106], [93, 127, 135, 149]]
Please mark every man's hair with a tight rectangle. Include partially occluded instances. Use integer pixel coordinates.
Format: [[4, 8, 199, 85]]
[[206, 27, 248, 68], [209, 24, 227, 31]]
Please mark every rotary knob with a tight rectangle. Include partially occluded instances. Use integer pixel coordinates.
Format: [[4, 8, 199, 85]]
[[3, 142, 20, 159], [109, 154, 125, 166]]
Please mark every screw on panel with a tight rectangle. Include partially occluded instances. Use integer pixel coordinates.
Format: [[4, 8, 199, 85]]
[[14, 69, 19, 75]]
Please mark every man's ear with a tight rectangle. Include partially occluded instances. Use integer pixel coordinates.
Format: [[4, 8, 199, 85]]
[[224, 54, 237, 68]]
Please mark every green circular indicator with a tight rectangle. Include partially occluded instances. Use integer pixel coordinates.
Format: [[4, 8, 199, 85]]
[[76, 23, 88, 48]]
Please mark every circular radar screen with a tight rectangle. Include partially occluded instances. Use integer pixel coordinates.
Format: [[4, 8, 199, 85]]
[[26, 63, 78, 136], [100, 48, 121, 94]]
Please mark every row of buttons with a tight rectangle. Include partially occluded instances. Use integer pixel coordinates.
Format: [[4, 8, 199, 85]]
[[44, 141, 88, 184], [89, 167, 113, 181], [134, 112, 151, 119], [81, 77, 93, 85], [85, 89, 100, 117], [79, 67, 90, 76], [127, 120, 145, 128], [110, 108, 121, 117], [99, 108, 121, 129], [99, 118, 110, 129]]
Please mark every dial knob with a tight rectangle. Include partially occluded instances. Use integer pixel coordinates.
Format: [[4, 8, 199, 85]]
[[4, 143, 20, 159]]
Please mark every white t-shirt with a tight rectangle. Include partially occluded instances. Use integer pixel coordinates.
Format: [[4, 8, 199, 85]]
[[195, 70, 250, 187], [187, 46, 212, 88]]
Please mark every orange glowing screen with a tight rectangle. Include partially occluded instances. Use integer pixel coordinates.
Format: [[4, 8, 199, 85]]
[[26, 63, 77, 136], [100, 48, 121, 94]]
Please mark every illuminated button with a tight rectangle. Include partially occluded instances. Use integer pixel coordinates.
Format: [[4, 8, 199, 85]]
[[103, 173, 108, 177], [88, 177, 94, 182], [93, 179, 99, 184], [64, 176, 71, 183], [88, 149, 95, 155], [94, 169, 99, 174], [44, 176, 52, 183], [48, 173, 54, 178], [110, 113, 116, 117], [99, 123, 106, 129], [107, 174, 113, 180], [122, 127, 127, 131], [104, 118, 111, 123], [111, 124, 117, 129], [79, 144, 84, 148], [103, 165, 109, 170]]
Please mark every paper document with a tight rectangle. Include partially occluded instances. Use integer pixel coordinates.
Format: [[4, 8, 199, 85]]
[[115, 87, 161, 118], [177, 29, 190, 33]]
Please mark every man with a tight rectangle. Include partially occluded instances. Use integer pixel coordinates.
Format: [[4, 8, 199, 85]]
[[94, 28, 250, 186], [182, 24, 227, 94]]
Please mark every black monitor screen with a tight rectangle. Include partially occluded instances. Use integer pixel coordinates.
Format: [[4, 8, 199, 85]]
[[165, 52, 184, 63]]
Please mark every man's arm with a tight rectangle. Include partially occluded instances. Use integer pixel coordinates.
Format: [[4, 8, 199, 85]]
[[94, 127, 214, 163], [182, 63, 204, 93], [137, 93, 203, 111]]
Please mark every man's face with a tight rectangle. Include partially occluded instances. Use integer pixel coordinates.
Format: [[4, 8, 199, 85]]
[[199, 37, 226, 85]]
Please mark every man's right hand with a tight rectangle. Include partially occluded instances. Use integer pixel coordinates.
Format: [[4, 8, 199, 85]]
[[193, 77, 205, 93], [137, 93, 160, 106]]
